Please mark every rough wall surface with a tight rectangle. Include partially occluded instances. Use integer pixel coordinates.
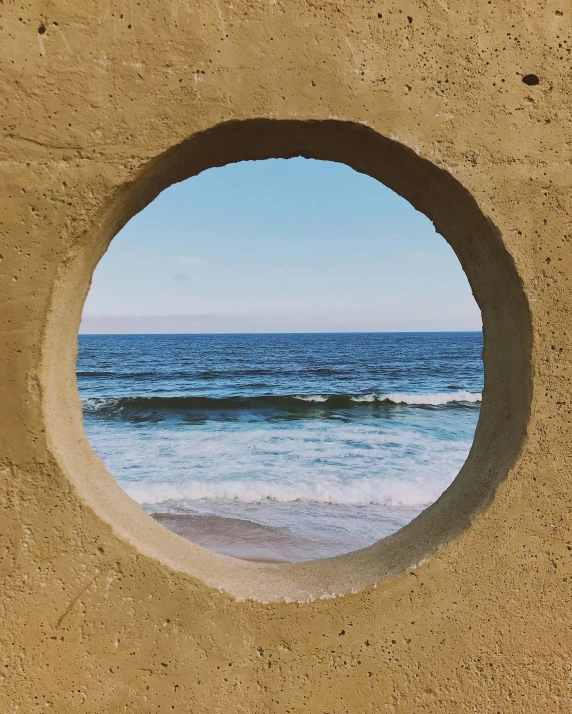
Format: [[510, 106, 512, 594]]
[[1, 1, 571, 712]]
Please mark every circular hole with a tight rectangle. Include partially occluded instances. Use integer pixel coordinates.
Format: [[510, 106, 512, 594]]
[[41, 119, 532, 601], [522, 74, 540, 86], [79, 158, 483, 564]]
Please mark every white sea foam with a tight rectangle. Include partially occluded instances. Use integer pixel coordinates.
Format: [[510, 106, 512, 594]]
[[82, 397, 114, 412], [87, 419, 474, 508], [293, 394, 329, 402], [381, 390, 481, 405], [288, 391, 481, 405], [350, 393, 376, 403], [292, 391, 481, 405], [125, 475, 449, 508]]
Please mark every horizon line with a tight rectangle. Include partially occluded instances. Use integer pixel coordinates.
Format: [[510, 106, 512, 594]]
[[79, 329, 483, 336]]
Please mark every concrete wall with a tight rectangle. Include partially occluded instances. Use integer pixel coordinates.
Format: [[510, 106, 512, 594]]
[[0, 1, 570, 711]]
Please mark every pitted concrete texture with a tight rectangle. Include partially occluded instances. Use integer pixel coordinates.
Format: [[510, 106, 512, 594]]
[[1, 1, 571, 712]]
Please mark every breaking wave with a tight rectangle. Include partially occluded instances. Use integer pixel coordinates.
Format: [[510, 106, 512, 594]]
[[82, 390, 482, 416], [125, 475, 450, 509]]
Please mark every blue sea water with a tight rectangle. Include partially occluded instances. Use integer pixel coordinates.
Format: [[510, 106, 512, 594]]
[[78, 332, 483, 558]]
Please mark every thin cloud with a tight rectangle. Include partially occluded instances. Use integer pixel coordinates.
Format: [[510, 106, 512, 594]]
[[177, 256, 203, 264], [172, 273, 190, 282], [407, 250, 431, 261]]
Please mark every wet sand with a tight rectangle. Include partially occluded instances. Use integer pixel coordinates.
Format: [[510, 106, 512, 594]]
[[153, 513, 324, 562]]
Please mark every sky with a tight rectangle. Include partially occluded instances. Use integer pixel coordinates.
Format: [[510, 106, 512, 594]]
[[80, 158, 481, 333]]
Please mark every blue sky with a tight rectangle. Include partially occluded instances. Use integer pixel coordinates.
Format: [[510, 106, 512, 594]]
[[81, 158, 481, 333]]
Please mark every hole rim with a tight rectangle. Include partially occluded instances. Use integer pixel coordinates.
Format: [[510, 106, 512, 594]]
[[40, 118, 533, 602]]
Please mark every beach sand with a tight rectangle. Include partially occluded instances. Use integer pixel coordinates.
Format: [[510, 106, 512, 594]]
[[152, 512, 323, 562]]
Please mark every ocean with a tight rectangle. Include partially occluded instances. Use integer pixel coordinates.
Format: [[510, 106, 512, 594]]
[[78, 332, 483, 561]]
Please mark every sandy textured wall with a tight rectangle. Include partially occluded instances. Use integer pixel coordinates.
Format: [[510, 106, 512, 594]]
[[1, 1, 571, 711]]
